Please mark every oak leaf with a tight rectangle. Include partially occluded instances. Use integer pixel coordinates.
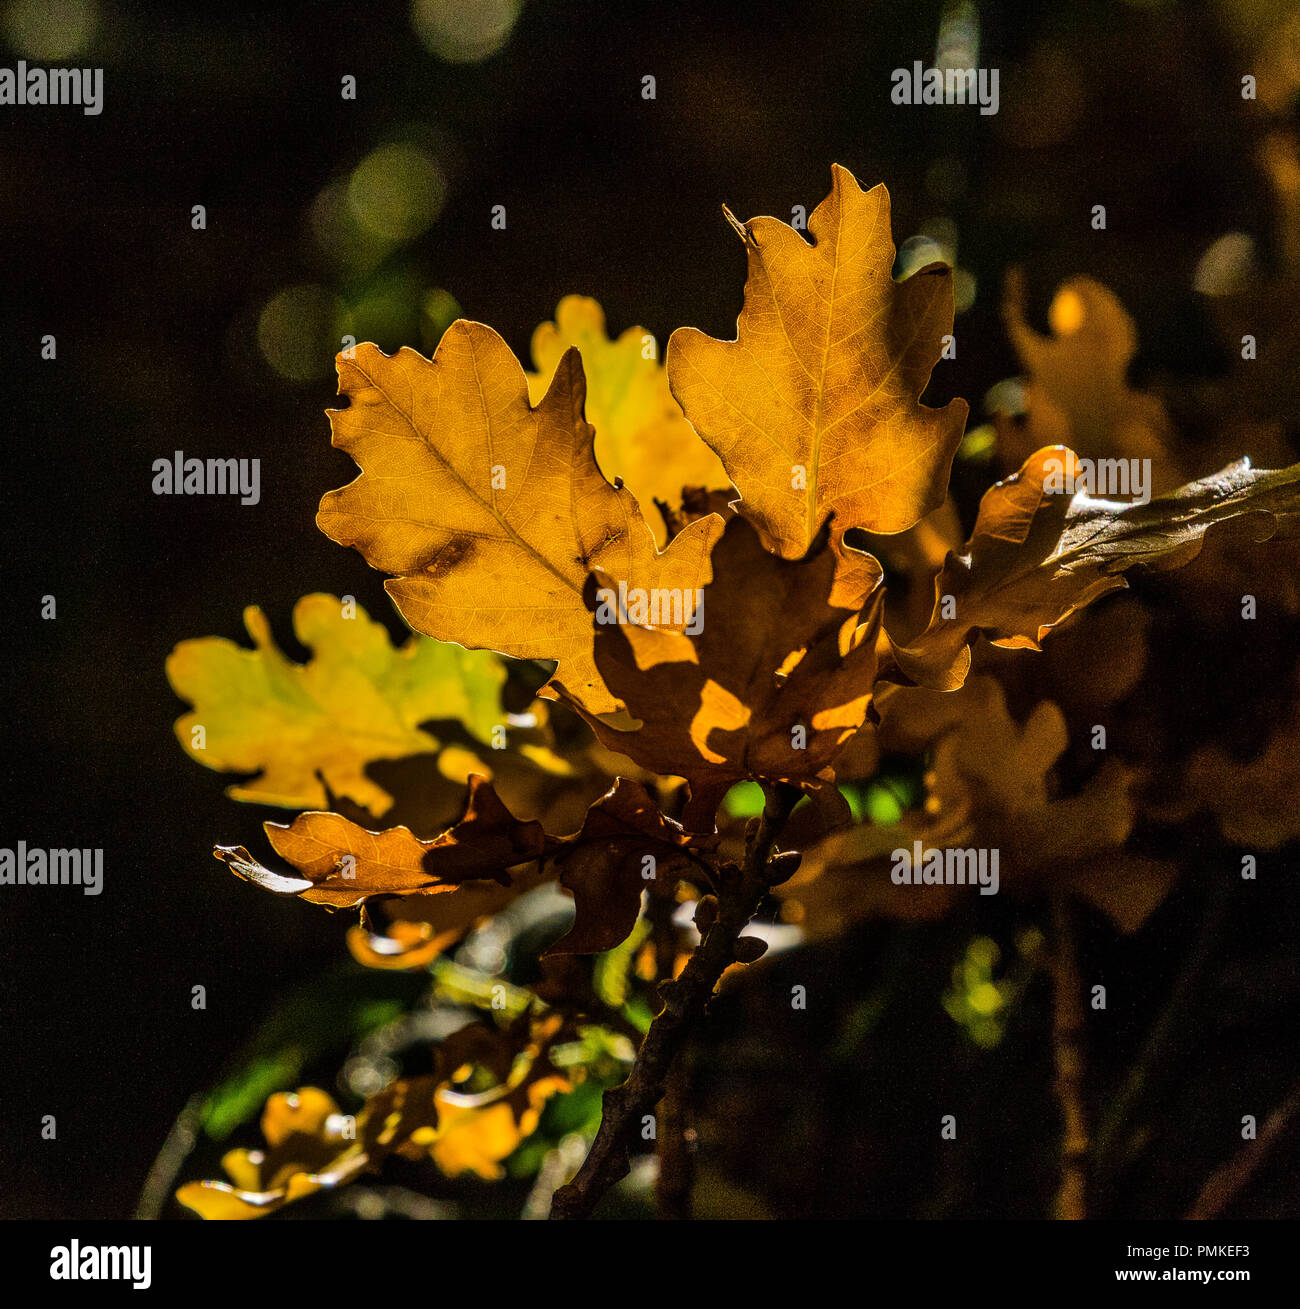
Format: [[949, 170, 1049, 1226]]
[[546, 778, 704, 956], [668, 163, 968, 557], [317, 323, 723, 714], [892, 447, 1300, 691], [564, 516, 885, 830], [998, 270, 1179, 484], [166, 593, 504, 814], [527, 296, 731, 543], [176, 1020, 570, 1218], [215, 774, 547, 910], [782, 677, 1173, 935]]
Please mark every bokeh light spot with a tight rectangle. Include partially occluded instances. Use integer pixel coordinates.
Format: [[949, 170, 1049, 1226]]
[[1048, 287, 1086, 336], [1, 0, 98, 60], [348, 143, 447, 243], [411, 0, 521, 65], [257, 284, 345, 382]]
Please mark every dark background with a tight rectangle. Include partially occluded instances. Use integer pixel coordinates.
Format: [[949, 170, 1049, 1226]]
[[0, 0, 1293, 1219]]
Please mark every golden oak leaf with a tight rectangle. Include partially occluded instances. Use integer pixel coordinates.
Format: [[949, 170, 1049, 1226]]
[[215, 774, 547, 909], [667, 163, 968, 557], [892, 447, 1300, 692], [176, 1019, 569, 1218], [316, 324, 723, 715], [166, 593, 505, 814], [526, 296, 732, 543], [175, 1087, 365, 1220], [563, 516, 884, 830]]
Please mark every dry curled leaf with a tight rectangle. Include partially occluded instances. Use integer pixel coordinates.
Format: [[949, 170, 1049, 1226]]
[[215, 774, 548, 909], [892, 446, 1300, 691], [546, 778, 703, 956], [668, 162, 968, 557], [316, 324, 723, 714], [166, 593, 504, 814]]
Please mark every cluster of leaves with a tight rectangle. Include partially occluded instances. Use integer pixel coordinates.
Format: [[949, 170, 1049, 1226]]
[[167, 164, 1300, 1219]]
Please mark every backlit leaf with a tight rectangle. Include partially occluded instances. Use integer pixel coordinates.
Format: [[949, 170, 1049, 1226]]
[[316, 325, 724, 714], [167, 592, 504, 815], [893, 447, 1300, 691], [668, 163, 968, 557], [563, 516, 885, 830], [215, 775, 548, 909], [527, 296, 731, 542]]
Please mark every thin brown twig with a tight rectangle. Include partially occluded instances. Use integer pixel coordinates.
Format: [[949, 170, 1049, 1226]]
[[1050, 894, 1089, 1220], [646, 884, 694, 1219], [549, 783, 797, 1220], [1186, 1077, 1300, 1219]]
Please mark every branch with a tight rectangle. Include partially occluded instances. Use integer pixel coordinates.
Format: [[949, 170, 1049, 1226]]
[[647, 884, 694, 1219], [1186, 1077, 1300, 1219], [549, 783, 798, 1220], [1049, 894, 1088, 1220]]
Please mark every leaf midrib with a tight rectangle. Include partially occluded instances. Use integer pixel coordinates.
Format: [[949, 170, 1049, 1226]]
[[359, 350, 581, 597]]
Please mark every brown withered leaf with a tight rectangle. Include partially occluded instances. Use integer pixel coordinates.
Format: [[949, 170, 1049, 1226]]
[[316, 324, 723, 714], [1156, 661, 1300, 850], [546, 778, 702, 956], [562, 515, 884, 830], [892, 446, 1300, 691], [784, 677, 1175, 935], [668, 163, 968, 557], [215, 774, 547, 910], [999, 270, 1180, 485]]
